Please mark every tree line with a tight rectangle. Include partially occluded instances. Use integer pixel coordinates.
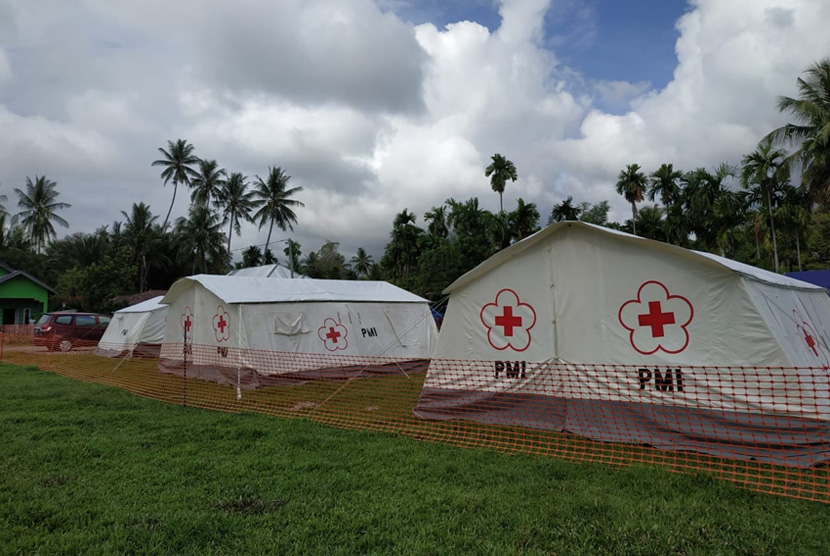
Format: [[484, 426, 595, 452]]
[[0, 59, 828, 312]]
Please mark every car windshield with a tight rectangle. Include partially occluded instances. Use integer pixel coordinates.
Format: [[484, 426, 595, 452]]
[[36, 314, 51, 325]]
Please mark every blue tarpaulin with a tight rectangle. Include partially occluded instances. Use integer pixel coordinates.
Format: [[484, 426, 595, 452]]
[[785, 270, 830, 290]]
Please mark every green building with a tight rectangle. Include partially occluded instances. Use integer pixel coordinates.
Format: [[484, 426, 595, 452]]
[[0, 262, 56, 325]]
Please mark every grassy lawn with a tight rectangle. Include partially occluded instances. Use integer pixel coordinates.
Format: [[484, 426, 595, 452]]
[[2, 363, 830, 555]]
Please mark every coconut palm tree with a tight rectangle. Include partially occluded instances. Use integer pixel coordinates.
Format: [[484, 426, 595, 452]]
[[190, 159, 226, 208], [615, 164, 648, 235], [350, 248, 374, 278], [216, 172, 255, 256], [283, 239, 301, 275], [765, 59, 830, 206], [648, 163, 683, 206], [508, 198, 540, 240], [152, 139, 200, 229], [636, 205, 666, 242], [424, 205, 449, 240], [241, 245, 263, 268], [122, 202, 160, 292], [251, 167, 304, 254], [741, 141, 788, 272], [174, 203, 227, 275], [549, 196, 582, 223], [484, 153, 517, 214], [776, 184, 811, 271], [12, 175, 71, 253]]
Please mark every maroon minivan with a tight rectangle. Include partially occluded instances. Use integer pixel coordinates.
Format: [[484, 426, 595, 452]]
[[33, 312, 111, 351]]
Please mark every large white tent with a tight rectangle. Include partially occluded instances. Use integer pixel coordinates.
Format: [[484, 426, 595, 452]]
[[158, 276, 438, 388], [96, 296, 168, 358], [415, 222, 830, 465], [227, 264, 307, 279]]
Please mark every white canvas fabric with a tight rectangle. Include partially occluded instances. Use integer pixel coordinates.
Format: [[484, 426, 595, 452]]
[[96, 296, 168, 357], [420, 223, 830, 420], [159, 276, 438, 380], [227, 264, 307, 279]]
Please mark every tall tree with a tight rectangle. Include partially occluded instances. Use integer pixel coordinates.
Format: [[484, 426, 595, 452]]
[[216, 172, 255, 256], [549, 196, 581, 224], [121, 202, 159, 292], [741, 141, 788, 272], [615, 164, 648, 235], [350, 248, 374, 278], [12, 176, 71, 253], [776, 184, 811, 271], [424, 205, 449, 240], [484, 153, 517, 214], [508, 198, 540, 240], [578, 201, 610, 226], [174, 203, 227, 275], [648, 163, 683, 206], [241, 245, 263, 268], [283, 239, 301, 276], [765, 59, 830, 207], [152, 139, 199, 229], [190, 159, 226, 208], [252, 167, 304, 254]]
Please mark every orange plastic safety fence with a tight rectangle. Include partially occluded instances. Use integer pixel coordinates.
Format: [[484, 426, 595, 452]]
[[2, 336, 829, 504]]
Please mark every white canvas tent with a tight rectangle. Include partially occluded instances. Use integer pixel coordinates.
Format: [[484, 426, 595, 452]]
[[227, 264, 307, 279], [96, 296, 168, 358], [415, 222, 830, 465], [158, 276, 438, 388]]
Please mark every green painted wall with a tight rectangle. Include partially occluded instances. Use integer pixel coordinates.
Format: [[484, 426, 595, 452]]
[[0, 274, 50, 324]]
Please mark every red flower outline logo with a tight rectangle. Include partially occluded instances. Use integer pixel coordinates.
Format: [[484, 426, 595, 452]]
[[793, 309, 829, 369], [180, 306, 194, 342], [213, 305, 230, 343], [480, 289, 537, 352], [618, 281, 694, 355], [318, 318, 348, 351]]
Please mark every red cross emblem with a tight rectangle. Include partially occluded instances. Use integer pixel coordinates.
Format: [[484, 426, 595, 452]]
[[213, 305, 230, 342], [793, 309, 829, 368], [480, 289, 537, 352], [180, 307, 194, 341], [318, 318, 348, 351], [619, 281, 693, 355]]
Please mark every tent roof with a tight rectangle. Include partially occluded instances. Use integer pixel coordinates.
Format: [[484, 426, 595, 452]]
[[116, 296, 168, 313], [227, 264, 307, 279], [444, 221, 825, 294], [163, 275, 429, 305]]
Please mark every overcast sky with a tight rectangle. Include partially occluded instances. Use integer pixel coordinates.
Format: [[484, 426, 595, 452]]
[[1, 0, 828, 263]]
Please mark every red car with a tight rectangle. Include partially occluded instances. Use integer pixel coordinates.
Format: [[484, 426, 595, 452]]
[[34, 312, 111, 351]]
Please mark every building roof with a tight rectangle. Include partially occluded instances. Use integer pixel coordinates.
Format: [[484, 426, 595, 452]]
[[163, 275, 428, 305], [0, 268, 57, 294], [444, 221, 825, 294]]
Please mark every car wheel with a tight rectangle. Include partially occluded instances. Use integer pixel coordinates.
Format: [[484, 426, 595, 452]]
[[58, 339, 73, 352]]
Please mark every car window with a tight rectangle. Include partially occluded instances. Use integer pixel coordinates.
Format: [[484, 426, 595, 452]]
[[55, 315, 73, 325], [99, 317, 111, 326], [37, 314, 51, 325], [75, 315, 97, 327]]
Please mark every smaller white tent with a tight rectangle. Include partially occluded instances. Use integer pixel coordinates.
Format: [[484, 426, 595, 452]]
[[158, 276, 438, 388], [96, 296, 168, 358]]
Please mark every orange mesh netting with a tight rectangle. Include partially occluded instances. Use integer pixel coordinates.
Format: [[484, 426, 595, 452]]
[[2, 334, 829, 504]]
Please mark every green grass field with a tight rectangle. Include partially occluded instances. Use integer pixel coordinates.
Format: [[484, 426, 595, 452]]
[[2, 363, 830, 555]]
